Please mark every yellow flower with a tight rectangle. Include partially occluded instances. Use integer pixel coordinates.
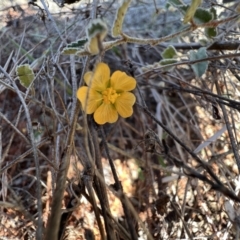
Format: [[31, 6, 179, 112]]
[[77, 62, 136, 125]]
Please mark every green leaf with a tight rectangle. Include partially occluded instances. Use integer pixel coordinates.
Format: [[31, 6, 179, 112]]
[[205, 27, 217, 38], [193, 8, 213, 24], [183, 0, 202, 24], [189, 47, 208, 78], [67, 38, 88, 48], [203, 7, 217, 38], [162, 45, 177, 59], [85, 19, 108, 55], [61, 39, 88, 55], [210, 7, 217, 20], [61, 48, 80, 55], [87, 19, 108, 40], [159, 59, 178, 71], [16, 64, 35, 88]]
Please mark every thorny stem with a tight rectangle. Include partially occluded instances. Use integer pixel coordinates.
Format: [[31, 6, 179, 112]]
[[137, 52, 240, 79], [122, 26, 192, 45], [76, 14, 238, 56]]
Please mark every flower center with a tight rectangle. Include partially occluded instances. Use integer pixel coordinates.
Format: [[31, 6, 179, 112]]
[[102, 87, 120, 104]]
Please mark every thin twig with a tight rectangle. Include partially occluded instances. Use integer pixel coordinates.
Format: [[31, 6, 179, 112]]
[[0, 66, 43, 240], [39, 0, 66, 43], [138, 104, 223, 186], [91, 123, 116, 240], [100, 126, 138, 240], [45, 102, 80, 240], [215, 80, 240, 172]]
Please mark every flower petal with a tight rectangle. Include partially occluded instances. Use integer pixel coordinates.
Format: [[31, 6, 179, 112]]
[[90, 62, 110, 91], [110, 71, 136, 92], [84, 71, 93, 86], [77, 86, 102, 114], [115, 92, 136, 118], [94, 103, 118, 124]]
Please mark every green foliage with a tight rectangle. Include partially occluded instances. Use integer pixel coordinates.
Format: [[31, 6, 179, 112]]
[[16, 64, 35, 88], [62, 20, 108, 56], [193, 8, 213, 24], [86, 19, 108, 55], [61, 39, 88, 55], [159, 45, 178, 71], [210, 7, 217, 20], [87, 19, 108, 40], [168, 0, 217, 38], [189, 47, 208, 78], [159, 59, 178, 71], [162, 45, 178, 59], [67, 39, 88, 48], [205, 7, 218, 38], [61, 48, 80, 55], [205, 27, 217, 38]]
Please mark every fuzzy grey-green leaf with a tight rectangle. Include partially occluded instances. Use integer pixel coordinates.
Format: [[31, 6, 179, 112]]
[[189, 47, 208, 78], [162, 46, 178, 59]]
